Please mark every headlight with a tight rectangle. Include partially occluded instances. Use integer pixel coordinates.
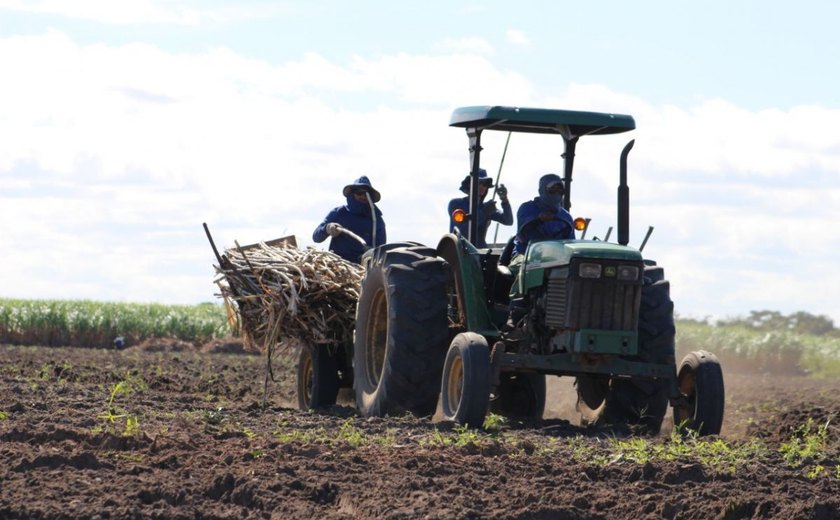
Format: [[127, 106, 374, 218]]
[[617, 265, 640, 281], [579, 262, 602, 278]]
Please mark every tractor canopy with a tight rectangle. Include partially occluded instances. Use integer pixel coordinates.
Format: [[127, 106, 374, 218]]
[[449, 106, 635, 139], [449, 106, 636, 244]]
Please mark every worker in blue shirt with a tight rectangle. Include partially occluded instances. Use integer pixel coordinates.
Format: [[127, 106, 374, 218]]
[[512, 173, 575, 258], [447, 168, 512, 248], [313, 176, 386, 264]]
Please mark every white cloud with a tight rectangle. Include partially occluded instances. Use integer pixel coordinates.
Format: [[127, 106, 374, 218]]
[[434, 37, 495, 56], [505, 29, 530, 46], [0, 0, 271, 25], [1, 31, 839, 324]]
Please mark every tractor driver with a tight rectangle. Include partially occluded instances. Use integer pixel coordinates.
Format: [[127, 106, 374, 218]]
[[447, 168, 512, 248], [312, 176, 386, 264], [511, 173, 575, 260], [505, 173, 575, 330]]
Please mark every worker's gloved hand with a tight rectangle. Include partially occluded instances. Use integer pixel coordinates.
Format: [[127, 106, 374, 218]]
[[325, 222, 342, 237], [496, 184, 508, 202]]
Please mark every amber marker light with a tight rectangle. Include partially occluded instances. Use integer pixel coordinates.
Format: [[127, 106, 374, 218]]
[[574, 217, 588, 231], [452, 209, 467, 224]]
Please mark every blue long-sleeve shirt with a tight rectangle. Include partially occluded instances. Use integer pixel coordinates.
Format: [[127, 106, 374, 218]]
[[512, 198, 575, 256], [313, 197, 386, 264], [447, 196, 513, 248]]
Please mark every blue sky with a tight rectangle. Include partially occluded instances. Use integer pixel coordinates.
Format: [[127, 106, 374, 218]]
[[1, 0, 839, 324]]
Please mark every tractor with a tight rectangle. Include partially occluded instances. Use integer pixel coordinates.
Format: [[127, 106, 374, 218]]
[[314, 105, 724, 435]]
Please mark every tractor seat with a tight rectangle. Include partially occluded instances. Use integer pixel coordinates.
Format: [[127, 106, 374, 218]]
[[498, 236, 515, 267]]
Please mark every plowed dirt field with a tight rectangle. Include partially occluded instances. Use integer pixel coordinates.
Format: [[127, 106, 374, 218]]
[[1, 340, 838, 519]]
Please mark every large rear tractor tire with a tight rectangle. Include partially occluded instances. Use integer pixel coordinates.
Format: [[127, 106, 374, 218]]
[[440, 332, 491, 428], [490, 373, 546, 419], [354, 244, 450, 417], [600, 264, 675, 434], [674, 350, 725, 435], [296, 344, 339, 410]]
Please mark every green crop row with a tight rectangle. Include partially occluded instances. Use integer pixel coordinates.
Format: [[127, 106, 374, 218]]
[[2, 297, 838, 376], [0, 298, 231, 348], [676, 320, 840, 378]]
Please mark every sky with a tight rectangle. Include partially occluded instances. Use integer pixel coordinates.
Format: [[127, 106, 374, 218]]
[[1, 0, 839, 324]]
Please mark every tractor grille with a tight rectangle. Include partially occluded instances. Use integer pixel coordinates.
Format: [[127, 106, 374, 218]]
[[544, 265, 641, 332], [544, 277, 568, 327]]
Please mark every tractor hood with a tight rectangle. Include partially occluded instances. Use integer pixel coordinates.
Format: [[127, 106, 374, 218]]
[[518, 240, 644, 296], [526, 240, 643, 268]]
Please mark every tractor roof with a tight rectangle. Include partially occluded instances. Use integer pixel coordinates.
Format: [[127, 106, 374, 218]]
[[449, 106, 635, 138]]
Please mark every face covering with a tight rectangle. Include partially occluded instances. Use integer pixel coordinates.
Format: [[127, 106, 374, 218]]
[[537, 174, 564, 208]]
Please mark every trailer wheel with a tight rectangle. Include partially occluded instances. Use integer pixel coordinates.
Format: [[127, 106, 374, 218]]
[[490, 373, 546, 419], [354, 244, 449, 417], [674, 350, 725, 435], [440, 332, 491, 428], [601, 264, 674, 434], [296, 344, 339, 410]]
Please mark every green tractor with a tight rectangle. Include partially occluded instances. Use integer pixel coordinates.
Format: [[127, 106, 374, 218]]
[[351, 105, 725, 435]]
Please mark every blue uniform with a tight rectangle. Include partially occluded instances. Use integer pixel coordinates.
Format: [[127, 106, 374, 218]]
[[313, 196, 386, 264], [447, 196, 513, 248], [513, 174, 575, 256]]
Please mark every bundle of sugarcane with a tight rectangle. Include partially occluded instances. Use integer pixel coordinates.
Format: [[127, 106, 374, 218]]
[[214, 242, 364, 352]]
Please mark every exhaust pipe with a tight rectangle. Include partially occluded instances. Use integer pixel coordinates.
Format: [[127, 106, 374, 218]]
[[618, 139, 634, 246]]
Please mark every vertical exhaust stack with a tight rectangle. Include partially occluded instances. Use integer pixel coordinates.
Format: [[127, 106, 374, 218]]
[[618, 139, 634, 246]]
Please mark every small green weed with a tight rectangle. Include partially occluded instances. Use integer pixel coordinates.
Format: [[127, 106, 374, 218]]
[[483, 413, 506, 431], [338, 419, 367, 448], [452, 423, 483, 447], [96, 375, 147, 436], [118, 452, 144, 463], [0, 411, 8, 420], [273, 422, 326, 444], [779, 417, 834, 478], [779, 418, 830, 465], [123, 415, 140, 437], [420, 428, 452, 447]]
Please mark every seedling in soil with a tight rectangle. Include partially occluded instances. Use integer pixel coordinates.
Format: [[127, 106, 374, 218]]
[[482, 413, 506, 431], [779, 416, 835, 478], [780, 417, 830, 465], [96, 376, 146, 436]]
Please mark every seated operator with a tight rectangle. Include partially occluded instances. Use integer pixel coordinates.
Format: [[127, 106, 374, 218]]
[[505, 173, 576, 330], [511, 173, 575, 260]]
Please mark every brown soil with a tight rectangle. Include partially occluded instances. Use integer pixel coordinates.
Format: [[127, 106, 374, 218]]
[[1, 340, 839, 519]]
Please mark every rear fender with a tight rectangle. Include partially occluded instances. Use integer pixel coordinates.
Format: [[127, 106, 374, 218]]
[[437, 234, 496, 334]]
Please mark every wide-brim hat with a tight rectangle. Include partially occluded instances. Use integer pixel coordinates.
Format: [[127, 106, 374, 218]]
[[342, 175, 381, 203], [459, 168, 493, 194]]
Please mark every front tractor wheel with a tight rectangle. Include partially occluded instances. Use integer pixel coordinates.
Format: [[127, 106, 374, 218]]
[[674, 350, 725, 435], [354, 244, 450, 417], [440, 332, 491, 429], [296, 344, 339, 410]]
